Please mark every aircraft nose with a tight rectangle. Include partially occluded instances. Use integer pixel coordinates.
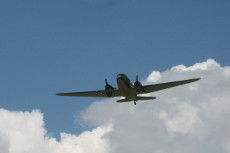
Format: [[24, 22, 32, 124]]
[[117, 74, 123, 79]]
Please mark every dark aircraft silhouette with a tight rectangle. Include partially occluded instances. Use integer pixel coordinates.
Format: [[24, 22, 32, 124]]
[[57, 73, 200, 105]]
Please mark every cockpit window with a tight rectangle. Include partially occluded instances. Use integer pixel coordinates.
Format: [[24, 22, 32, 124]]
[[117, 74, 132, 87]]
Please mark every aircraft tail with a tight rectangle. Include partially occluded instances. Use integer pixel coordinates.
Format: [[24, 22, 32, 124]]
[[117, 96, 156, 103]]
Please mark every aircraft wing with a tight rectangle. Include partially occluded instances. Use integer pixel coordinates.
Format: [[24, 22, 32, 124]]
[[143, 78, 200, 93], [56, 89, 121, 97]]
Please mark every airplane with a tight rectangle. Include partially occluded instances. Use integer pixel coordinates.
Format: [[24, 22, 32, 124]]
[[56, 73, 200, 105]]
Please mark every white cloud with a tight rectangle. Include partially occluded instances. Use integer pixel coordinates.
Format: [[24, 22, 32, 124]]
[[0, 109, 112, 153], [171, 59, 220, 71], [146, 71, 161, 83], [1, 59, 230, 153], [81, 59, 230, 153], [159, 103, 200, 134]]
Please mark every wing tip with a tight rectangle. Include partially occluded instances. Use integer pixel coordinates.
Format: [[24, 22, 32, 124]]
[[193, 78, 201, 82], [56, 93, 65, 96]]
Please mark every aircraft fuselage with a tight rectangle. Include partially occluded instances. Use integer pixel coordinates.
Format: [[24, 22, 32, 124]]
[[116, 73, 138, 101]]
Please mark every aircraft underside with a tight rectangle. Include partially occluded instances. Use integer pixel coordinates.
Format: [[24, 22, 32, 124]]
[[56, 73, 200, 105]]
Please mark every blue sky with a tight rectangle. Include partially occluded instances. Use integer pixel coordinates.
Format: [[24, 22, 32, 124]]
[[0, 0, 229, 139]]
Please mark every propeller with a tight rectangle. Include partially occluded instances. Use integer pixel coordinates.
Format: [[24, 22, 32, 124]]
[[105, 79, 108, 85], [105, 79, 114, 96], [134, 75, 145, 93], [105, 79, 114, 90], [134, 75, 141, 86]]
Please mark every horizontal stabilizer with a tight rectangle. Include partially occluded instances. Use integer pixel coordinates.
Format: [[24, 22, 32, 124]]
[[117, 98, 132, 102], [137, 96, 156, 101], [117, 96, 156, 103]]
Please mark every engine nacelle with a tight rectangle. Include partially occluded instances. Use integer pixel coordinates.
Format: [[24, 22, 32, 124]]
[[134, 80, 142, 87], [134, 80, 145, 93], [105, 79, 115, 97], [105, 84, 114, 90]]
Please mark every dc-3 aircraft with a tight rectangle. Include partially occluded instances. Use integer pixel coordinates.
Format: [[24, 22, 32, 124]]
[[56, 73, 200, 105]]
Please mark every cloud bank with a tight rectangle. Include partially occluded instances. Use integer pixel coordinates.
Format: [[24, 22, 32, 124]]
[[0, 109, 112, 153], [1, 59, 230, 153], [82, 59, 230, 153]]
